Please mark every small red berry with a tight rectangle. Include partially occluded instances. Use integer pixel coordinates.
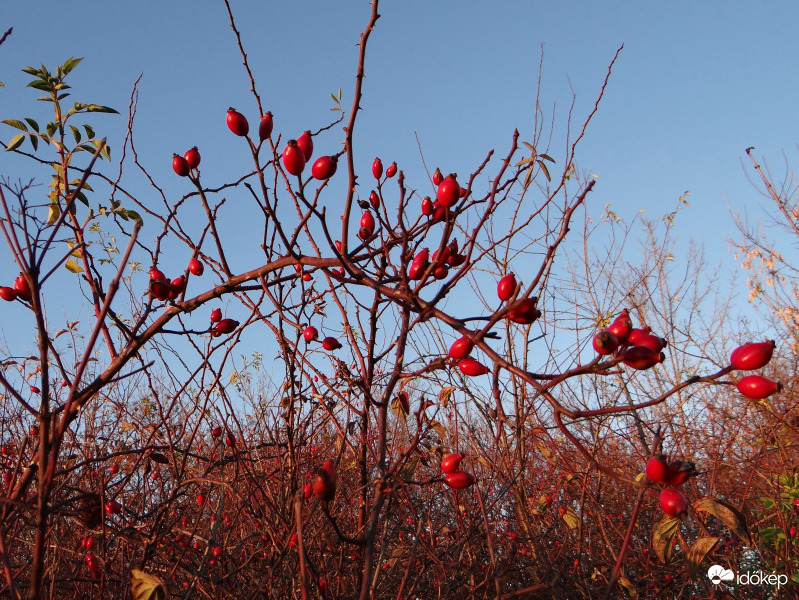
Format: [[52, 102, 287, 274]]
[[311, 155, 338, 180], [458, 358, 489, 377], [213, 546, 223, 558], [149, 268, 166, 281], [607, 309, 633, 344], [360, 211, 375, 231], [592, 330, 620, 356], [105, 500, 122, 515], [297, 130, 313, 161], [197, 495, 206, 506], [282, 140, 306, 176], [211, 426, 223, 438], [437, 175, 460, 208], [736, 375, 781, 400], [432, 168, 444, 186], [14, 275, 31, 302], [258, 112, 273, 141], [172, 154, 190, 177], [322, 337, 342, 351], [444, 471, 475, 489], [212, 318, 239, 336], [372, 157, 383, 179], [497, 273, 517, 302], [369, 190, 380, 210], [441, 453, 463, 474], [622, 346, 664, 370], [188, 258, 204, 276], [659, 488, 689, 518], [169, 275, 186, 297], [449, 336, 474, 360], [386, 161, 397, 178], [225, 434, 235, 447], [226, 108, 249, 136], [0, 287, 17, 302], [210, 308, 222, 323], [421, 196, 434, 216], [506, 298, 541, 325], [730, 340, 776, 371], [303, 326, 319, 343], [645, 455, 669, 483], [184, 147, 201, 169]]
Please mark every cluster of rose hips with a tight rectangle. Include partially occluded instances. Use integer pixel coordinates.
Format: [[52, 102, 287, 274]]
[[0, 274, 32, 303], [447, 273, 541, 378], [420, 168, 469, 222], [303, 459, 336, 502], [172, 146, 201, 177], [441, 453, 476, 489], [226, 107, 340, 183], [301, 326, 342, 351], [148, 260, 203, 302], [592, 309, 667, 370], [79, 535, 103, 579], [407, 241, 467, 283], [646, 454, 696, 518], [729, 340, 780, 399], [209, 308, 238, 338]]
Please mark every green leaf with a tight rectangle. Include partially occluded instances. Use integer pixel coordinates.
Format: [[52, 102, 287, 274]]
[[86, 104, 119, 114], [29, 135, 38, 151], [2, 119, 29, 132], [402, 456, 419, 482], [760, 496, 776, 510], [70, 125, 81, 144], [117, 209, 142, 226], [83, 124, 95, 140], [61, 57, 83, 75], [23, 118, 39, 132], [27, 80, 52, 92], [46, 122, 58, 137], [6, 133, 25, 151], [75, 191, 89, 207], [64, 259, 83, 273]]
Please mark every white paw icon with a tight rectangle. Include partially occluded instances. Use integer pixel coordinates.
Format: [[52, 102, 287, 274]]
[[707, 564, 734, 585]]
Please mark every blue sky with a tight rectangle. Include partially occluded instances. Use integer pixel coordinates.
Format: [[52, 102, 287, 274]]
[[2, 2, 798, 347]]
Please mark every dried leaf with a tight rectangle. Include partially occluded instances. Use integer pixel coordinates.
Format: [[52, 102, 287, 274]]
[[130, 569, 168, 600], [428, 419, 446, 443], [652, 514, 680, 564], [617, 576, 638, 598], [561, 508, 580, 529], [438, 386, 456, 408], [685, 537, 719, 578], [148, 452, 169, 465], [693, 497, 751, 543]]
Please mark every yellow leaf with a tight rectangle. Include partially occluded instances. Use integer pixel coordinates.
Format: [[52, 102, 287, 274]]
[[65, 259, 83, 273], [561, 508, 580, 529], [130, 569, 167, 600], [438, 386, 456, 408]]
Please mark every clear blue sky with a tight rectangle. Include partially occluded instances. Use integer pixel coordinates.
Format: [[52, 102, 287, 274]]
[[2, 2, 797, 345]]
